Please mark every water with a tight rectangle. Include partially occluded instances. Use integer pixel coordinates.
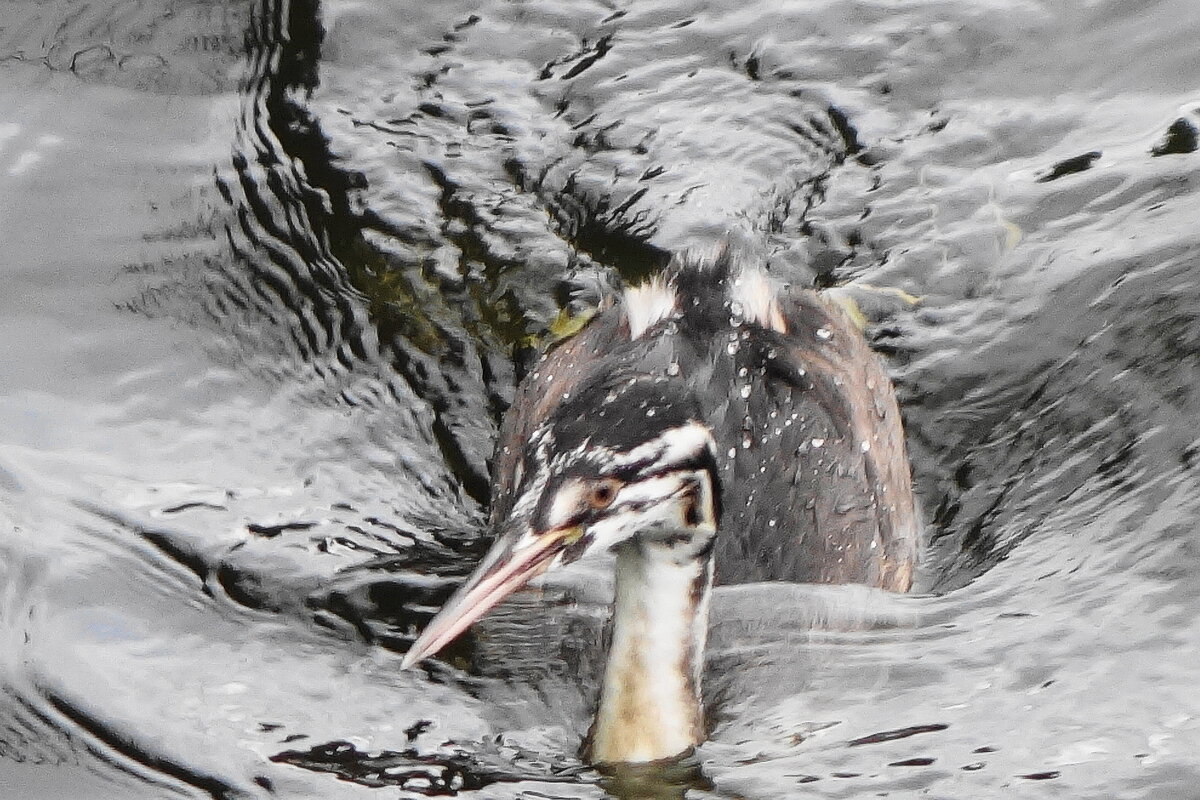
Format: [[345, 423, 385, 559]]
[[2, 0, 1199, 797]]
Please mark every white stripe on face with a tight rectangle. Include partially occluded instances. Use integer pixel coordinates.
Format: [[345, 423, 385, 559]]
[[610, 473, 687, 508], [545, 480, 587, 531], [610, 421, 715, 476]]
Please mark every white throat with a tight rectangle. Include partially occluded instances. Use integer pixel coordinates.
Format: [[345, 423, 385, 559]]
[[586, 540, 714, 764]]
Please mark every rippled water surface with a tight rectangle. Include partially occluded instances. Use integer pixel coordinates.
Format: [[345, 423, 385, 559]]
[[3, 1, 1200, 797]]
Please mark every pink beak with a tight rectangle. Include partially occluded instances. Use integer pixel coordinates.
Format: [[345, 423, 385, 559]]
[[400, 528, 573, 668]]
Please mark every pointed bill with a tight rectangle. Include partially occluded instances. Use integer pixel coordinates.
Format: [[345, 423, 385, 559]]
[[401, 525, 578, 669]]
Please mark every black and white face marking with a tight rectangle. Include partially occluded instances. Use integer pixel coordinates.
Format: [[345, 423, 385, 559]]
[[515, 420, 721, 568], [402, 372, 721, 669]]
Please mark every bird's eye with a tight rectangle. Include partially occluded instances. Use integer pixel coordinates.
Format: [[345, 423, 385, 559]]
[[586, 478, 621, 510]]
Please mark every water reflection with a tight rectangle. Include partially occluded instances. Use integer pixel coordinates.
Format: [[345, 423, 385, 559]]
[[596, 755, 711, 800]]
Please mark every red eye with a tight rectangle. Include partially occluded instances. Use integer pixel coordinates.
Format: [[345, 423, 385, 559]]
[[587, 479, 620, 510]]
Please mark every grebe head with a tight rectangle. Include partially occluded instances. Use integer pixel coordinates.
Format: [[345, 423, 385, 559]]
[[401, 369, 721, 669]]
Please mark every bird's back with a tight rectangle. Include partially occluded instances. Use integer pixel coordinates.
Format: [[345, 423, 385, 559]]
[[695, 286, 917, 589]]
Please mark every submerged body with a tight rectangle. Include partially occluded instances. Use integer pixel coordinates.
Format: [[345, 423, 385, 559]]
[[404, 251, 918, 764]]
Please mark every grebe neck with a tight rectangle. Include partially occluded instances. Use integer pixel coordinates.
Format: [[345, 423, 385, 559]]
[[586, 540, 714, 764]]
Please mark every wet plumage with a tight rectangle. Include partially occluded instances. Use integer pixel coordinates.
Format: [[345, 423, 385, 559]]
[[493, 253, 917, 587]]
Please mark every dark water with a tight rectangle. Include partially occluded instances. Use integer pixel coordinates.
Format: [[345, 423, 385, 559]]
[[3, 0, 1200, 797]]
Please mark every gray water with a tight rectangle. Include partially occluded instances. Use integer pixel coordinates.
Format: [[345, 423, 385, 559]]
[[2, 1, 1200, 798]]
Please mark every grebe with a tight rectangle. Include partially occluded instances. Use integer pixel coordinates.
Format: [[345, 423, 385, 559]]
[[402, 249, 918, 765]]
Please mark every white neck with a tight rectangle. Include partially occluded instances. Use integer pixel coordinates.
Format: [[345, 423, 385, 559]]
[[586, 541, 714, 764]]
